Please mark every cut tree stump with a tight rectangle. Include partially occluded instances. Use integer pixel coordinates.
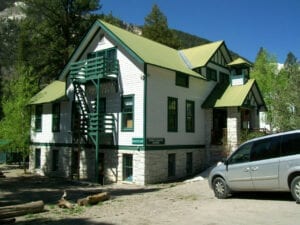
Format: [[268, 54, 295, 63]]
[[0, 201, 44, 219], [77, 192, 110, 206]]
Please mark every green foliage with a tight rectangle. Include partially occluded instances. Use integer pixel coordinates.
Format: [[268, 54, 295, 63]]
[[240, 129, 266, 143], [19, 0, 101, 85], [252, 48, 300, 131], [142, 4, 180, 49], [251, 48, 280, 130], [0, 65, 38, 159]]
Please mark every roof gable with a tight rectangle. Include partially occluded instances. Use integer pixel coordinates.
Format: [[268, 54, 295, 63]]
[[202, 79, 266, 110], [59, 20, 204, 80], [180, 41, 229, 68]]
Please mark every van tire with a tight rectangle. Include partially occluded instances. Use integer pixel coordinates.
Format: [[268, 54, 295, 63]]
[[212, 177, 230, 199], [291, 176, 300, 202]]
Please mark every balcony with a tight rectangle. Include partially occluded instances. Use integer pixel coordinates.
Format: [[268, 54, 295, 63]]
[[70, 56, 119, 82]]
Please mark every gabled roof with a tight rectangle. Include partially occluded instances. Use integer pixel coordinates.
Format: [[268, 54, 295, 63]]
[[28, 81, 66, 105], [228, 57, 252, 67], [180, 41, 224, 68], [59, 20, 204, 80], [202, 79, 266, 110]]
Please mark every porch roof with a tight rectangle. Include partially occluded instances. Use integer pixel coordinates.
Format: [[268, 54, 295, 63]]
[[28, 81, 66, 105], [202, 79, 266, 110]]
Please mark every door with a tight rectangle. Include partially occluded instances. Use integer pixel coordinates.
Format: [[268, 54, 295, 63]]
[[226, 142, 254, 191], [123, 154, 133, 181], [249, 137, 280, 190]]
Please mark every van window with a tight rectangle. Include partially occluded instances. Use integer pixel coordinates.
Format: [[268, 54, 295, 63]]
[[228, 142, 252, 164], [251, 137, 280, 161], [281, 133, 300, 156]]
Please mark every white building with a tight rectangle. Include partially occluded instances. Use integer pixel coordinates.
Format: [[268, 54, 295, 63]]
[[28, 20, 266, 185]]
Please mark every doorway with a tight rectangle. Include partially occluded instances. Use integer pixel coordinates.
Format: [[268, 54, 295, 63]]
[[212, 109, 227, 145]]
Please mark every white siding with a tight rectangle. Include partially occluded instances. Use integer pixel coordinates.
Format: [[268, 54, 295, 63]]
[[146, 65, 214, 145]]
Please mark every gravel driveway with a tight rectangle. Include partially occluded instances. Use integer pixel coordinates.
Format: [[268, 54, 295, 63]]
[[0, 165, 299, 225]]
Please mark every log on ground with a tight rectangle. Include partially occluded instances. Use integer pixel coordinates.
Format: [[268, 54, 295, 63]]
[[77, 192, 110, 206], [0, 201, 44, 219]]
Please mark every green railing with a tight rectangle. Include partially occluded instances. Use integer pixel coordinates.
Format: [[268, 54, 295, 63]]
[[70, 56, 119, 81], [88, 113, 116, 134]]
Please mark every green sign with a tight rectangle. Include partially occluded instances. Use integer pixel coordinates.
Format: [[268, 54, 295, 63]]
[[132, 138, 144, 145]]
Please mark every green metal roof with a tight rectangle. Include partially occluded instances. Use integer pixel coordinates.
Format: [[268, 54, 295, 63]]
[[228, 57, 252, 67], [99, 20, 204, 78], [59, 20, 205, 80], [202, 79, 261, 108], [28, 81, 66, 105], [180, 41, 224, 68]]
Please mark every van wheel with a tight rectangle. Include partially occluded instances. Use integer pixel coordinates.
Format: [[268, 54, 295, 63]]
[[291, 176, 300, 202], [212, 177, 230, 199]]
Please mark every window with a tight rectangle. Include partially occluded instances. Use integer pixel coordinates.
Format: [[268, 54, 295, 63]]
[[176, 72, 189, 88], [168, 97, 178, 132], [281, 133, 300, 156], [206, 68, 217, 81], [251, 137, 280, 161], [35, 105, 43, 132], [52, 149, 59, 171], [168, 153, 176, 177], [228, 143, 252, 165], [123, 154, 133, 181], [219, 72, 229, 84], [186, 152, 193, 175], [35, 148, 41, 169], [186, 100, 195, 132], [52, 103, 60, 132], [121, 95, 134, 131]]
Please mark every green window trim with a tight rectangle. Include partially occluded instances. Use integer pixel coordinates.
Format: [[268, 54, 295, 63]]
[[167, 97, 178, 132], [175, 72, 189, 88], [186, 100, 195, 132], [35, 105, 43, 132], [52, 103, 60, 132], [121, 95, 134, 131]]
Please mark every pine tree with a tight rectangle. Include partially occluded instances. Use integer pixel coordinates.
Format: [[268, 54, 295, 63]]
[[142, 4, 180, 49], [20, 0, 101, 86]]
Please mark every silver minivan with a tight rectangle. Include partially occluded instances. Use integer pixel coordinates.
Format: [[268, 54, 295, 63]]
[[208, 130, 300, 201]]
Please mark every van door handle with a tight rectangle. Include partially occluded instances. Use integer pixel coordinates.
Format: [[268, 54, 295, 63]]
[[244, 167, 250, 172], [251, 166, 259, 171]]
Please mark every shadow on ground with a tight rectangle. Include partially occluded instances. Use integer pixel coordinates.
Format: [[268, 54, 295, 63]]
[[0, 173, 162, 207], [15, 218, 114, 225]]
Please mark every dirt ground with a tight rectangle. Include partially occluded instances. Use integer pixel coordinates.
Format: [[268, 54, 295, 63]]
[[1, 164, 300, 225]]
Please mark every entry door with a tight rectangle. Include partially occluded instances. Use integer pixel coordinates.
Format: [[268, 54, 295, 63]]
[[123, 154, 133, 181], [226, 142, 254, 191]]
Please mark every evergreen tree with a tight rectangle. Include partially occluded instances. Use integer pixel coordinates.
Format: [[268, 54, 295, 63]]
[[20, 0, 101, 86], [142, 4, 180, 49]]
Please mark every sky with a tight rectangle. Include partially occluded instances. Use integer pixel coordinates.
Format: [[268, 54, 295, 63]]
[[99, 0, 300, 63]]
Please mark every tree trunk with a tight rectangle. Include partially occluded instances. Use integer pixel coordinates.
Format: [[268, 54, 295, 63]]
[[0, 201, 44, 219]]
